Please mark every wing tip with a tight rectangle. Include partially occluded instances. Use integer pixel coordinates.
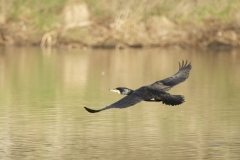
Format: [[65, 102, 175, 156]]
[[179, 60, 192, 69], [84, 106, 102, 113]]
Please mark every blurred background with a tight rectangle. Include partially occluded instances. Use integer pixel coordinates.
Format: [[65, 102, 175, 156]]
[[0, 0, 240, 48], [0, 1, 240, 160]]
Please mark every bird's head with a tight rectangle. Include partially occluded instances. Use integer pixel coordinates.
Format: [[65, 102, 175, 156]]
[[109, 87, 134, 95]]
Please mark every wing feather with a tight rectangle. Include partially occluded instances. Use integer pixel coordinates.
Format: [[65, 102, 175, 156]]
[[84, 93, 143, 113], [150, 60, 192, 90]]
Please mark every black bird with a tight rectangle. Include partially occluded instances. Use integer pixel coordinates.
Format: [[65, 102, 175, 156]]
[[84, 60, 192, 113]]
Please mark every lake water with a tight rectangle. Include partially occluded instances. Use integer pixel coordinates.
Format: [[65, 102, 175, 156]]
[[0, 47, 240, 160]]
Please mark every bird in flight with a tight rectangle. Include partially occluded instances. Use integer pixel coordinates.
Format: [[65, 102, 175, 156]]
[[84, 60, 192, 113]]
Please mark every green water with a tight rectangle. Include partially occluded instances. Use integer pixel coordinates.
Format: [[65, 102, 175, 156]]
[[0, 47, 240, 160]]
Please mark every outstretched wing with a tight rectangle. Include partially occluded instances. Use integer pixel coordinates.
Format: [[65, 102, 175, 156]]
[[84, 93, 143, 113], [150, 60, 192, 91]]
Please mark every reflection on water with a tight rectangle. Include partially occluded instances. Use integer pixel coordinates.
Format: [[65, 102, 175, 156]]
[[0, 47, 240, 160]]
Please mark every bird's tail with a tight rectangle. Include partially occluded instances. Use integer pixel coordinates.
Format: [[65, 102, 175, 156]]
[[162, 94, 185, 106]]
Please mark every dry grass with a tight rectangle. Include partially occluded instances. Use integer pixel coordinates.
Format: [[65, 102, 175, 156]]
[[1, 0, 240, 48]]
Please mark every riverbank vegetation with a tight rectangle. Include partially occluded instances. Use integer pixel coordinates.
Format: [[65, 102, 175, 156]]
[[1, 0, 240, 49]]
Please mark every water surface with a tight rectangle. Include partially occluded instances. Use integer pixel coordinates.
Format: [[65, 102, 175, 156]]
[[0, 47, 240, 160]]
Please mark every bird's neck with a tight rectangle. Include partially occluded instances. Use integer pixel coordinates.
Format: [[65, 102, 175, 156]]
[[126, 89, 134, 95]]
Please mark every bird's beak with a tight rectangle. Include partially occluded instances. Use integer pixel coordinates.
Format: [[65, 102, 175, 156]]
[[109, 89, 120, 94]]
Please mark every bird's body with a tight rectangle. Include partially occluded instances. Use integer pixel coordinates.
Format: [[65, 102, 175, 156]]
[[84, 60, 192, 113]]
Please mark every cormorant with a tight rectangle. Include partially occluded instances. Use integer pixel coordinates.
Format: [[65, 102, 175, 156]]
[[84, 60, 192, 113]]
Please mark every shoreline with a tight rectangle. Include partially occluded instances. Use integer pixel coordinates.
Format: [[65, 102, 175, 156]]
[[1, 20, 240, 50], [1, 1, 240, 50]]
